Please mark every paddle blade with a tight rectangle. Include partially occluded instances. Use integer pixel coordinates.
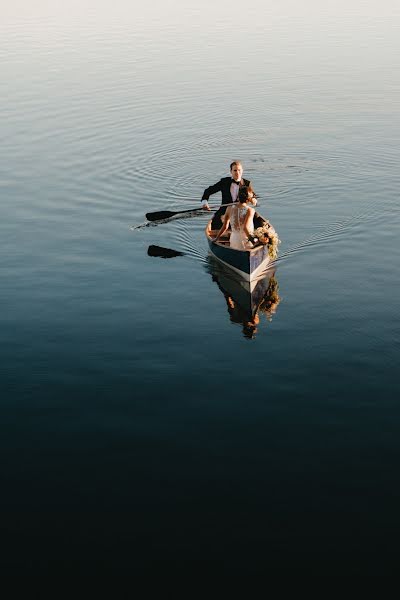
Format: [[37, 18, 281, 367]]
[[146, 210, 176, 221], [145, 206, 206, 221], [147, 245, 184, 259]]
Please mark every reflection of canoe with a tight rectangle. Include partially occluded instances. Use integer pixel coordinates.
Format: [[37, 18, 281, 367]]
[[208, 255, 276, 321], [205, 215, 270, 281], [208, 256, 279, 338]]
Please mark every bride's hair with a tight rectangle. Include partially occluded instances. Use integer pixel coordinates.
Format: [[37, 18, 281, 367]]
[[238, 185, 256, 203]]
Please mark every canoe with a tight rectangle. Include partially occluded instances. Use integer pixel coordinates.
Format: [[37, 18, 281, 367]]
[[205, 215, 271, 281]]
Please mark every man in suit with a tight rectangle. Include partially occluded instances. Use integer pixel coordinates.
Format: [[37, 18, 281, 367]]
[[201, 161, 257, 229]]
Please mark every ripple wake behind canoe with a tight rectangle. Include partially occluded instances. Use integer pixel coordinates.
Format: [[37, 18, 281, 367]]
[[278, 198, 385, 261]]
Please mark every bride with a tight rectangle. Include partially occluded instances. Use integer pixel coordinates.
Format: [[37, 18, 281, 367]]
[[213, 186, 255, 250]]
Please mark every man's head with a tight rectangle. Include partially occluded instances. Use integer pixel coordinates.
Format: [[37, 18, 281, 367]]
[[230, 161, 243, 182]]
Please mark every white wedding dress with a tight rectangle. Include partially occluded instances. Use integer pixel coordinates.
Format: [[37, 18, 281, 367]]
[[229, 205, 254, 250]]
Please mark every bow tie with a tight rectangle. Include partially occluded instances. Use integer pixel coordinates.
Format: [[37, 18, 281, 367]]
[[231, 179, 240, 185]]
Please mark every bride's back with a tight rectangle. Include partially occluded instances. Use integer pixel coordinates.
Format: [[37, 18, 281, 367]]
[[230, 203, 250, 232]]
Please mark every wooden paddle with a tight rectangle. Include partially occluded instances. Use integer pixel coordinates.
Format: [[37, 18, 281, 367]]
[[145, 207, 205, 221], [145, 202, 240, 222]]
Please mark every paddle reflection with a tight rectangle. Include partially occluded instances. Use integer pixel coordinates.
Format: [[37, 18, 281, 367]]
[[207, 257, 280, 339]]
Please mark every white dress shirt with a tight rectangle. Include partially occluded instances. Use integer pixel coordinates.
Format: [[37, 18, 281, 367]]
[[230, 181, 240, 202]]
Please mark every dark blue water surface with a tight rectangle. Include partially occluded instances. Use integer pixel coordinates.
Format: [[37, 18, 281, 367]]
[[1, 2, 400, 574]]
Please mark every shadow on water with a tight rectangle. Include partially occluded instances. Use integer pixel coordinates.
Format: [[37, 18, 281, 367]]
[[147, 244, 184, 258]]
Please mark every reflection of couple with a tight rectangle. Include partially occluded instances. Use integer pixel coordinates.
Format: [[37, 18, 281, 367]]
[[227, 276, 280, 339], [211, 267, 281, 339], [202, 160, 260, 250], [224, 293, 260, 339]]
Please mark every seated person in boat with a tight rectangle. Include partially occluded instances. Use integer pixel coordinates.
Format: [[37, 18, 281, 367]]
[[213, 186, 256, 250], [201, 161, 257, 229]]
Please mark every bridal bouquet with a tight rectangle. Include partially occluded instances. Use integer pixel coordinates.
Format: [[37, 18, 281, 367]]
[[250, 221, 281, 259]]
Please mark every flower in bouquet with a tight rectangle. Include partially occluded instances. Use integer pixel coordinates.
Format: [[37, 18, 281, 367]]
[[250, 220, 281, 259]]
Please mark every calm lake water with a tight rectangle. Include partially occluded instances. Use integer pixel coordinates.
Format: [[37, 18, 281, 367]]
[[1, 0, 399, 574]]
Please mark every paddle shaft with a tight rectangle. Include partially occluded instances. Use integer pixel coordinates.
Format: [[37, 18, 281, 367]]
[[146, 207, 203, 221], [145, 202, 253, 222]]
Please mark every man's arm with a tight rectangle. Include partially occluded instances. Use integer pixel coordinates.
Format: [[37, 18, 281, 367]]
[[201, 179, 223, 210]]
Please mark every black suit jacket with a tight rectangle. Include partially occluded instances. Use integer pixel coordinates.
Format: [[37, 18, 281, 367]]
[[202, 177, 251, 205]]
